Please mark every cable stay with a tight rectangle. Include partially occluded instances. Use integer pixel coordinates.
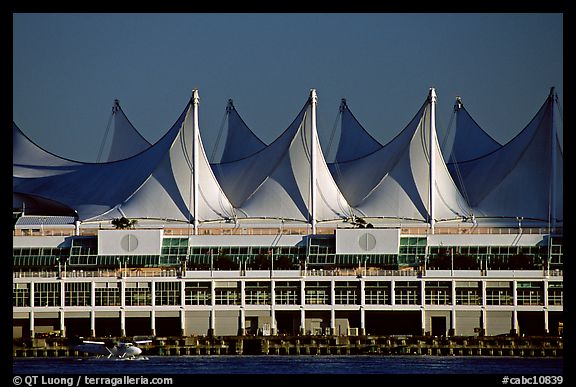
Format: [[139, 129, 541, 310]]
[[95, 102, 116, 162]]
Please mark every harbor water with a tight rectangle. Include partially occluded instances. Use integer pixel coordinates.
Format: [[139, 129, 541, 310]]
[[13, 355, 563, 375]]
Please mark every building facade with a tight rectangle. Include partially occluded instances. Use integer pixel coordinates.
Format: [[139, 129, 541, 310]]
[[13, 224, 563, 339]]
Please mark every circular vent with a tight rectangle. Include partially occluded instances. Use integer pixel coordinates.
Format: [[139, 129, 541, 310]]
[[120, 234, 139, 252], [358, 233, 376, 251]]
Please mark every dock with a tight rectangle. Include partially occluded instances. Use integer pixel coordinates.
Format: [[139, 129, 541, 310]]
[[13, 335, 563, 358]]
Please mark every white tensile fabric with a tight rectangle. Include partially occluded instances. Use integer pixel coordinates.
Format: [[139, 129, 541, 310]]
[[13, 99, 236, 223], [216, 100, 267, 163], [444, 99, 502, 189], [332, 99, 383, 163], [119, 103, 236, 222], [13, 88, 562, 228], [214, 95, 353, 222], [451, 91, 563, 224], [105, 100, 151, 162], [331, 94, 472, 223]]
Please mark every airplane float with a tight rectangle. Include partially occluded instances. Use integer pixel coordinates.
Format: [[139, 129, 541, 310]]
[[71, 339, 152, 360]]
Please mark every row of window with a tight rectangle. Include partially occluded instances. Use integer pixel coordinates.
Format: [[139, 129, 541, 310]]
[[13, 281, 563, 307]]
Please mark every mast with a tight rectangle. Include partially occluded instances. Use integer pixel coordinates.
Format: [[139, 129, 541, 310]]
[[549, 87, 557, 230], [429, 88, 437, 234], [310, 89, 318, 234], [192, 89, 200, 235]]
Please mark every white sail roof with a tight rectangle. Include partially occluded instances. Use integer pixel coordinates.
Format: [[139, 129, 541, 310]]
[[332, 99, 383, 163], [104, 99, 152, 162], [450, 89, 563, 224], [13, 94, 236, 223], [331, 90, 472, 224], [444, 97, 502, 181], [213, 91, 353, 223], [215, 99, 267, 163]]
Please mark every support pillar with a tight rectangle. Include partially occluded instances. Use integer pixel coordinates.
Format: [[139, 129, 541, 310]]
[[390, 279, 395, 305], [543, 279, 549, 335], [449, 279, 456, 336], [192, 89, 200, 235], [30, 310, 35, 339], [359, 306, 366, 336], [270, 280, 277, 335], [511, 280, 518, 335], [180, 309, 186, 337], [29, 282, 35, 338], [239, 307, 246, 336], [330, 308, 335, 336], [209, 280, 216, 336], [421, 307, 426, 336], [120, 309, 126, 337], [59, 310, 66, 338], [151, 309, 156, 337], [90, 311, 96, 338]]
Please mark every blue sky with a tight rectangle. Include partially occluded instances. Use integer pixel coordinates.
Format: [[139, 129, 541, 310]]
[[13, 13, 563, 162]]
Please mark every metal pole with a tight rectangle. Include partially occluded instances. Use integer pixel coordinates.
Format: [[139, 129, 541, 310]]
[[192, 89, 200, 235], [310, 89, 318, 235], [428, 88, 437, 234]]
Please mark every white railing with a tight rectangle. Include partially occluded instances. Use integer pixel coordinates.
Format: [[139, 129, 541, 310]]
[[14, 225, 561, 237]]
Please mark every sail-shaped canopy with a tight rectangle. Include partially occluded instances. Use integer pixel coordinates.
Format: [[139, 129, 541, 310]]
[[13, 95, 236, 223], [332, 99, 383, 163], [214, 99, 268, 164], [449, 89, 563, 224], [331, 90, 473, 224], [444, 97, 502, 181], [213, 92, 353, 223], [104, 99, 152, 162]]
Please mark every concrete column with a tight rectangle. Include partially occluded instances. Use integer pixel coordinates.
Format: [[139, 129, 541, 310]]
[[420, 280, 426, 306], [151, 309, 156, 336], [120, 309, 126, 337], [239, 307, 246, 336], [270, 280, 276, 335], [449, 280, 456, 336], [421, 307, 426, 336], [180, 279, 186, 307], [120, 280, 126, 308], [300, 279, 306, 334], [30, 310, 35, 338], [301, 280, 306, 306], [330, 279, 335, 306], [89, 281, 96, 336], [180, 279, 186, 336], [59, 310, 66, 338], [30, 282, 35, 308], [151, 281, 156, 307], [60, 281, 65, 308], [180, 309, 186, 336], [240, 280, 246, 307], [481, 307, 487, 336], [390, 279, 395, 306], [511, 280, 518, 335], [330, 308, 335, 336], [209, 280, 216, 336], [359, 306, 366, 335], [90, 311, 96, 337], [543, 279, 549, 335], [90, 281, 96, 307], [209, 310, 216, 337], [360, 278, 365, 306]]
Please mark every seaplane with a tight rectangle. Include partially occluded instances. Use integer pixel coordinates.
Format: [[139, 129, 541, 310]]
[[71, 339, 152, 360]]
